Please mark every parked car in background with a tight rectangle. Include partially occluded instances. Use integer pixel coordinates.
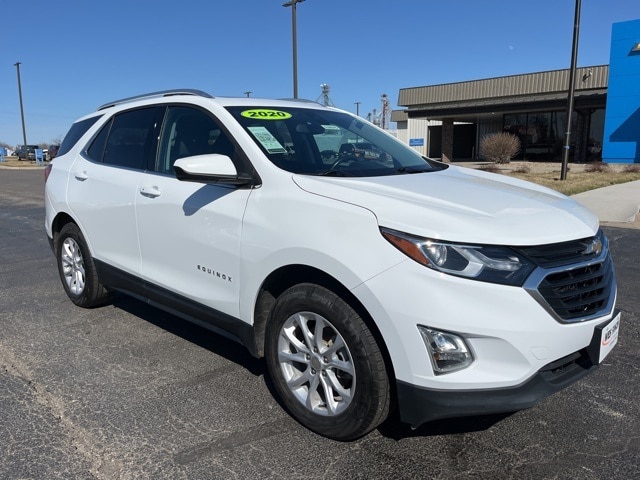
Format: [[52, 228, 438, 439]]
[[15, 145, 42, 161], [47, 145, 60, 160]]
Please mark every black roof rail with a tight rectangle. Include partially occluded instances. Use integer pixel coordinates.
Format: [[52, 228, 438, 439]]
[[277, 98, 320, 104], [97, 89, 214, 111]]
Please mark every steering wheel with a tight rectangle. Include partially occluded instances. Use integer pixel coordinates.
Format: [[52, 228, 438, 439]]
[[329, 155, 358, 171]]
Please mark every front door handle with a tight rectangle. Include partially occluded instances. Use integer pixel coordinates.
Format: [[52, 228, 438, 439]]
[[140, 185, 161, 198]]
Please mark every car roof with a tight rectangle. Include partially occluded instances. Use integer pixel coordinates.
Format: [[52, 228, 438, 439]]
[[73, 89, 336, 124], [99, 89, 327, 111]]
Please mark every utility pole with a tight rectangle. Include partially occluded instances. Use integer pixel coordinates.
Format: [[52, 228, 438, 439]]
[[283, 0, 305, 99], [560, 0, 581, 180], [381, 94, 390, 130], [14, 62, 28, 149]]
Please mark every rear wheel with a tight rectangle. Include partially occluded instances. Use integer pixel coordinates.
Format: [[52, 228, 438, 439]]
[[55, 223, 110, 308], [265, 284, 390, 440]]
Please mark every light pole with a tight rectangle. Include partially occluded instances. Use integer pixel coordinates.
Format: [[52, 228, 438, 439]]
[[560, 0, 581, 180], [283, 0, 305, 99], [14, 62, 28, 150], [354, 101, 361, 116]]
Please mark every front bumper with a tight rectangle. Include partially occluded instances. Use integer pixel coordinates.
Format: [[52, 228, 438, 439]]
[[397, 349, 595, 426], [396, 312, 617, 427]]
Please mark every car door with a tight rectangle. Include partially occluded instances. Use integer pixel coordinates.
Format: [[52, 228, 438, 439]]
[[135, 106, 251, 319], [67, 107, 162, 276]]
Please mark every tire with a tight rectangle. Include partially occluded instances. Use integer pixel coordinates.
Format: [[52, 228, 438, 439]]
[[265, 283, 390, 441], [55, 223, 110, 308]]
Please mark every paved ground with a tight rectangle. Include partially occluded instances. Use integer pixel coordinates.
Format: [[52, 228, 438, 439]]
[[1, 169, 639, 480]]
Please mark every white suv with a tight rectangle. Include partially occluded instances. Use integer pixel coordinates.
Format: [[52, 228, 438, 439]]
[[45, 90, 620, 440]]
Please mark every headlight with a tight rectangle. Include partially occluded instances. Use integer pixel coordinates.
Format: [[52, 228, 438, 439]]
[[380, 227, 535, 286]]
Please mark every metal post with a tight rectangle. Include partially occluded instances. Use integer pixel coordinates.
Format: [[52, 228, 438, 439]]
[[283, 0, 305, 99], [14, 62, 28, 151], [354, 102, 361, 116], [560, 0, 581, 180]]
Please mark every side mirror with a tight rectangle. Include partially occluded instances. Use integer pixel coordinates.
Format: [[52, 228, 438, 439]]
[[174, 154, 253, 186]]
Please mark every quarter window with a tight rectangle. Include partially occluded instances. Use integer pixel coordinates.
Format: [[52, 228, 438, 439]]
[[58, 115, 103, 157]]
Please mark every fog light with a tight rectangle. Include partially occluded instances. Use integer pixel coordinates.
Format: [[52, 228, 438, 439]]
[[418, 326, 474, 374]]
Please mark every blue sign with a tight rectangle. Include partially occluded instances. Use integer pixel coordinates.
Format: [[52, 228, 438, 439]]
[[409, 138, 424, 147]]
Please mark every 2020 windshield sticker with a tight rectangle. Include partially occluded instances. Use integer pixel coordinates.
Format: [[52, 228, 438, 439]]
[[241, 109, 292, 120], [247, 126, 287, 154]]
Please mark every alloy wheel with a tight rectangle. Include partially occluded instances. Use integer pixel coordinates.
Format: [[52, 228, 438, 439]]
[[277, 311, 356, 416], [61, 237, 85, 295]]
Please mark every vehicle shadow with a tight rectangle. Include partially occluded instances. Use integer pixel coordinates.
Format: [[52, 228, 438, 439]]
[[109, 292, 517, 440], [110, 292, 266, 377], [377, 410, 516, 440]]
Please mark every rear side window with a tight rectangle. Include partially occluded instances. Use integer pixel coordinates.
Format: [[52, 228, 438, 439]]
[[58, 115, 103, 157], [86, 107, 162, 170]]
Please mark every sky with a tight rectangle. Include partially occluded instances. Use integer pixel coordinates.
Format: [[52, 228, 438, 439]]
[[1, 0, 638, 147]]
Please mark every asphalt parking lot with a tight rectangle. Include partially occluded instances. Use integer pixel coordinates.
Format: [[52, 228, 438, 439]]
[[1, 168, 638, 480]]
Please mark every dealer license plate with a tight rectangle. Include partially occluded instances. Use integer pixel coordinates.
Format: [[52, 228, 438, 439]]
[[598, 312, 621, 363]]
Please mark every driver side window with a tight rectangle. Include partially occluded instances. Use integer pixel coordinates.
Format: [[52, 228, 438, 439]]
[[156, 106, 235, 174]]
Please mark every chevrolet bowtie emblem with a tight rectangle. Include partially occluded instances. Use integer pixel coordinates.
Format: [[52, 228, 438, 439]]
[[582, 238, 603, 256]]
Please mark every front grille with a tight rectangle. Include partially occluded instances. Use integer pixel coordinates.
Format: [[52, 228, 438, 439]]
[[516, 229, 605, 268], [523, 230, 616, 323], [536, 256, 614, 320], [538, 348, 596, 386]]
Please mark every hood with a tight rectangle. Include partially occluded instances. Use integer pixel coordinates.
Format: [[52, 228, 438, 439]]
[[292, 166, 598, 245]]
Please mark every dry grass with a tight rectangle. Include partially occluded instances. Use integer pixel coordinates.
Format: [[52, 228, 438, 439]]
[[584, 161, 611, 173], [511, 165, 531, 174], [455, 161, 640, 195], [507, 170, 640, 196], [0, 157, 48, 168], [478, 163, 501, 173]]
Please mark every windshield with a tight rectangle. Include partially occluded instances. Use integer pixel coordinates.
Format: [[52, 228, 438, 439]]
[[226, 106, 446, 177]]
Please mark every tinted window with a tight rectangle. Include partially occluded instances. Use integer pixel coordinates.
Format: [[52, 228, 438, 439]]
[[156, 106, 235, 174], [86, 118, 112, 162], [102, 107, 160, 170], [58, 115, 103, 157]]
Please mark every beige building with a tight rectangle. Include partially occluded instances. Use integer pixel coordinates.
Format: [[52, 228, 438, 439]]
[[394, 65, 608, 162]]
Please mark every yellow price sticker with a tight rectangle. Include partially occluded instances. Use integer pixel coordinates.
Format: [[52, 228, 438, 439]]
[[241, 109, 292, 120]]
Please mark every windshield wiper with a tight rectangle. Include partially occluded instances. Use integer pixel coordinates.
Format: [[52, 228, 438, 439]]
[[317, 169, 353, 177], [396, 166, 431, 174]]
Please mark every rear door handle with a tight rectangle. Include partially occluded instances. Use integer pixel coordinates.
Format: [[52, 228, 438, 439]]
[[140, 185, 161, 198], [74, 170, 88, 181]]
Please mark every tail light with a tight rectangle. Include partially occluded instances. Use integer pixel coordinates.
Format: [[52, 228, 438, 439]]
[[44, 162, 53, 183]]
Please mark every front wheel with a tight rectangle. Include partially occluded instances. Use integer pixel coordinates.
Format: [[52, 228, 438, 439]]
[[55, 223, 110, 308], [265, 284, 390, 440]]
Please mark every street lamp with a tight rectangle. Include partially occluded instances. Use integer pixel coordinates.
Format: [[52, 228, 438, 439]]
[[283, 0, 305, 99], [14, 62, 28, 151]]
